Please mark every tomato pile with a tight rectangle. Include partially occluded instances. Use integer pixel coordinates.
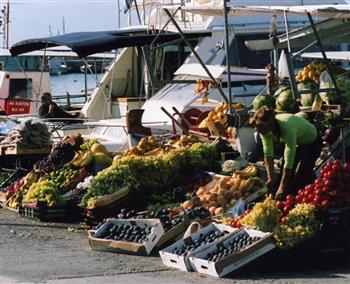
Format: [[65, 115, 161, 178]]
[[277, 160, 350, 217]]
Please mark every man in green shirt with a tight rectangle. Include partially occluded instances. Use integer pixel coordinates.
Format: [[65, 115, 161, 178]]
[[250, 107, 322, 198]]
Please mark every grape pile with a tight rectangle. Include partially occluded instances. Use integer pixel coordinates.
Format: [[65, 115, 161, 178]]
[[273, 203, 319, 249], [241, 195, 282, 232], [23, 179, 65, 207], [80, 139, 98, 152], [170, 230, 229, 256], [34, 141, 75, 173], [64, 176, 94, 205], [97, 223, 153, 243], [203, 233, 261, 262]]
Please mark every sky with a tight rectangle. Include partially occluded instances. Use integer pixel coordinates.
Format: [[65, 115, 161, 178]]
[[5, 0, 132, 46]]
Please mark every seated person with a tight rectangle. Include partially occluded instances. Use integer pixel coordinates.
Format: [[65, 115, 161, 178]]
[[39, 92, 80, 120]]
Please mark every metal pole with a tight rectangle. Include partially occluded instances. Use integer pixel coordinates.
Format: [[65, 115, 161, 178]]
[[163, 8, 229, 103], [84, 61, 88, 100], [117, 0, 120, 29], [283, 11, 299, 100], [306, 12, 340, 96], [223, 0, 233, 114]]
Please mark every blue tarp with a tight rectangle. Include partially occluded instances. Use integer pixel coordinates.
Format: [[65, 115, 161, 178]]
[[10, 28, 211, 58]]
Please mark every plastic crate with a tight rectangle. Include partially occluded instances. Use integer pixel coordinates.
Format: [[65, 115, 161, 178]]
[[19, 202, 67, 222]]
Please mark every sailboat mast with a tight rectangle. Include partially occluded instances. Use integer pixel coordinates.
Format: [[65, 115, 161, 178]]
[[62, 16, 66, 34], [1, 0, 9, 48]]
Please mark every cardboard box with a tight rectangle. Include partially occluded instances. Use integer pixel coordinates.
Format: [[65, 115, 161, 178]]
[[189, 228, 275, 277], [159, 223, 237, 271], [156, 217, 188, 249], [88, 218, 164, 255]]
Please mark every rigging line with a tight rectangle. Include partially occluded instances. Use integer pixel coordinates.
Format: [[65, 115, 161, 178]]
[[10, 17, 60, 32]]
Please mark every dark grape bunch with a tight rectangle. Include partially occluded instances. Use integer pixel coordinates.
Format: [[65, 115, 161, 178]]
[[185, 207, 211, 220], [34, 141, 75, 173], [63, 186, 86, 205], [171, 229, 229, 256], [204, 233, 261, 262], [98, 223, 152, 243], [116, 208, 182, 232]]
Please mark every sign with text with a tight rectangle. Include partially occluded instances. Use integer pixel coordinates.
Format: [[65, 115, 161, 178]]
[[4, 99, 30, 115]]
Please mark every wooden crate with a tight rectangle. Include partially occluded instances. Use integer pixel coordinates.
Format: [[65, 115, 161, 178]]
[[0, 144, 51, 156]]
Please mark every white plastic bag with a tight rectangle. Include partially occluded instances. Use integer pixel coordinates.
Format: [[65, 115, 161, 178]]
[[278, 50, 289, 81], [231, 198, 245, 218]]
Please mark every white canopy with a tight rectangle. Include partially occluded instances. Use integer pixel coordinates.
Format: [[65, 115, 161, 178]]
[[182, 4, 350, 19], [301, 51, 350, 61], [174, 63, 265, 81]]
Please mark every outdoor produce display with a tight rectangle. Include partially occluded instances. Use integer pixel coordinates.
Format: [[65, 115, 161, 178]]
[[80, 142, 217, 208], [182, 165, 266, 216], [0, 104, 349, 279]]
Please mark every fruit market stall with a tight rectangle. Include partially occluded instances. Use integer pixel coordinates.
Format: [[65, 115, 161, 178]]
[[0, 120, 53, 169]]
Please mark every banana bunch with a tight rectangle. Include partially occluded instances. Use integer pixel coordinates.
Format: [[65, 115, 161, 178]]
[[233, 165, 257, 178], [69, 151, 94, 167], [239, 176, 263, 194], [24, 171, 40, 185], [295, 62, 326, 83], [6, 171, 40, 209]]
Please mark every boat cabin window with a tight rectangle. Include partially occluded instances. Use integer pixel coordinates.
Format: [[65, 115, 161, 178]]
[[224, 33, 271, 68], [9, 79, 33, 99]]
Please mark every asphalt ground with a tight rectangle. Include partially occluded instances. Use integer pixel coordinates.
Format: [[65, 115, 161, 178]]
[[1, 207, 350, 284]]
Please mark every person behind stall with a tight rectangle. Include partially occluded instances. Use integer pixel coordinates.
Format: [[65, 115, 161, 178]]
[[39, 92, 80, 120], [249, 107, 322, 198]]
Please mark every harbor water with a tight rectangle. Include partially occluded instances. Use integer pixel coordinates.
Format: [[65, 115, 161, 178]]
[[50, 73, 104, 105]]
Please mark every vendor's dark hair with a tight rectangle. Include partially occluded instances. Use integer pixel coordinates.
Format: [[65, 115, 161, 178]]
[[42, 92, 52, 100], [249, 106, 276, 127]]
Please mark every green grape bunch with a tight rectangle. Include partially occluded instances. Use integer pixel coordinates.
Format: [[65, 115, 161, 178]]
[[241, 195, 282, 232], [24, 179, 65, 207], [273, 204, 319, 249]]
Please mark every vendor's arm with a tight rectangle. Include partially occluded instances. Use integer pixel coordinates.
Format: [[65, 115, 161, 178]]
[[276, 129, 297, 197], [260, 133, 275, 188]]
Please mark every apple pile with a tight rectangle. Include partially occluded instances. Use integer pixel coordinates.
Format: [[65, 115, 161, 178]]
[[277, 159, 350, 217], [3, 178, 25, 200]]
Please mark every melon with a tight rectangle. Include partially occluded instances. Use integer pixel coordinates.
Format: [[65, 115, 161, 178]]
[[298, 80, 318, 107], [93, 152, 113, 165], [252, 93, 275, 110], [275, 89, 296, 112], [91, 143, 109, 155]]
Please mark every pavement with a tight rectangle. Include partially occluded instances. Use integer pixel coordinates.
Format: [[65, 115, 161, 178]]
[[1, 207, 350, 284]]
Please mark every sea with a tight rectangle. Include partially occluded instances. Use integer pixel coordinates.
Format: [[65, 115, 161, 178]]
[[50, 73, 104, 105]]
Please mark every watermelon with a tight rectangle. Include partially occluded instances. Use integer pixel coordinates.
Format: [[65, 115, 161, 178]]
[[252, 93, 275, 110], [273, 86, 290, 98], [275, 88, 296, 112], [298, 80, 318, 107]]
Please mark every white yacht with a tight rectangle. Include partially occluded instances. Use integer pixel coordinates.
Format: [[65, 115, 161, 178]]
[[8, 1, 348, 152]]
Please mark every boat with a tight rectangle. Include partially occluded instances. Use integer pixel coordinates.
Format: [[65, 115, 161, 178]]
[[8, 1, 349, 152], [0, 48, 51, 116]]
